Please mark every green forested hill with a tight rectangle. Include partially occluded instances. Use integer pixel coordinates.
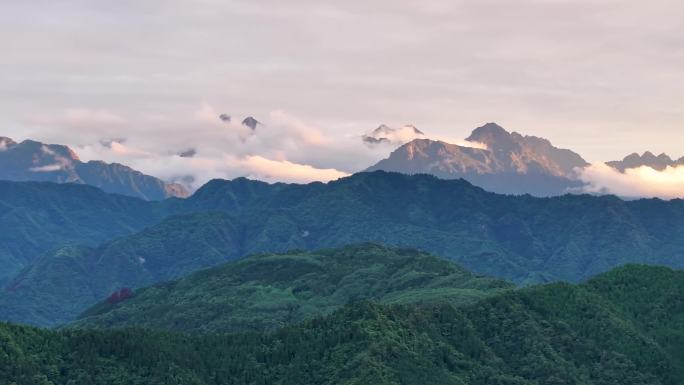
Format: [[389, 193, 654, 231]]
[[3, 171, 684, 327], [0, 181, 168, 285], [1, 265, 682, 385], [0, 212, 242, 327], [71, 244, 512, 333]]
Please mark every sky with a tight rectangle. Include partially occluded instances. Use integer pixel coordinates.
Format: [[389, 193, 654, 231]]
[[2, 0, 684, 192]]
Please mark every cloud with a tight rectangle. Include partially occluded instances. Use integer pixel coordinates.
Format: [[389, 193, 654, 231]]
[[65, 106, 356, 189], [30, 108, 127, 130], [3, 0, 684, 169], [362, 124, 425, 147], [444, 138, 489, 150], [578, 163, 684, 199], [28, 144, 76, 172], [29, 163, 64, 172], [239, 155, 349, 183]]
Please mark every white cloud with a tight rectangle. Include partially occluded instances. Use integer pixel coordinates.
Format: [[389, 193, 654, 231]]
[[27, 144, 76, 172], [362, 125, 426, 147], [29, 163, 64, 172], [61, 104, 358, 188], [239, 155, 349, 183], [579, 163, 684, 199]]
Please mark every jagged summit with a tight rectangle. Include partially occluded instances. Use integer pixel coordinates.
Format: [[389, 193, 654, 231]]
[[607, 151, 683, 172], [367, 123, 588, 196], [0, 136, 17, 149], [242, 116, 260, 130], [466, 122, 509, 141], [0, 136, 188, 200], [362, 124, 425, 146]]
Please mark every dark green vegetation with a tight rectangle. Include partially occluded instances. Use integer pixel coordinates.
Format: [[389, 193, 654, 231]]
[[3, 171, 684, 327], [72, 244, 511, 333], [1, 265, 682, 385], [0, 181, 167, 285], [0, 213, 241, 326]]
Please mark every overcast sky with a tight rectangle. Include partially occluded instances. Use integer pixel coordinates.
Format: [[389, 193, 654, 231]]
[[2, 0, 684, 190]]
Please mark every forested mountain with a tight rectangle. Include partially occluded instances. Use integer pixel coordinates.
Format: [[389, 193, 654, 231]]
[[72, 244, 512, 333], [0, 213, 242, 327], [1, 265, 682, 385], [366, 123, 589, 196], [0, 181, 168, 285], [3, 171, 684, 327], [0, 136, 188, 200]]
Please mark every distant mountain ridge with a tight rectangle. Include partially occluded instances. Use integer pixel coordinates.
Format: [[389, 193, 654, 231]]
[[607, 151, 684, 172], [367, 122, 589, 196], [3, 172, 684, 327], [0, 136, 188, 200]]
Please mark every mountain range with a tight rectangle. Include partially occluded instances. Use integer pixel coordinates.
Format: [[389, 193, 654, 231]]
[[367, 123, 590, 196], [0, 136, 188, 200], [607, 151, 684, 172], [5, 123, 684, 199], [2, 262, 682, 384], [1, 127, 684, 384], [3, 171, 684, 327]]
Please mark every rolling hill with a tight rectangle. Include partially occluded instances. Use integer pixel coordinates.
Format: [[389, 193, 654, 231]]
[[1, 264, 682, 385], [72, 244, 512, 333]]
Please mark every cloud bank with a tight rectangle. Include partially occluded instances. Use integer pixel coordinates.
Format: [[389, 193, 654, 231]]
[[31, 104, 374, 188], [579, 163, 684, 199]]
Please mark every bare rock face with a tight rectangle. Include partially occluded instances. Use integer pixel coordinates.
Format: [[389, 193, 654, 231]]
[[367, 123, 589, 196], [0, 137, 189, 200], [241, 116, 259, 130], [607, 151, 683, 172]]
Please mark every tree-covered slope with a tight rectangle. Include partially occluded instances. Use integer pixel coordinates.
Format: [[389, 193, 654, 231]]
[[183, 171, 684, 285], [0, 212, 242, 327], [0, 181, 168, 285], [1, 265, 682, 385], [4, 171, 684, 327], [71, 244, 512, 333]]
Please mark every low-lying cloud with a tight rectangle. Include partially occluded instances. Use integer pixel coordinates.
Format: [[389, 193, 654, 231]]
[[579, 163, 684, 199], [362, 125, 425, 147], [37, 103, 376, 188]]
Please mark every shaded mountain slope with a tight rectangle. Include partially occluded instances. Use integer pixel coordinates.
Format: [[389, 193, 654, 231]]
[[0, 137, 188, 200], [0, 181, 168, 285], [0, 212, 241, 327]]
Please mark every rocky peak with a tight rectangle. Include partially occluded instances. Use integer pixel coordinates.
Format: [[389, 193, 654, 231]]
[[242, 117, 259, 131], [466, 123, 510, 143], [0, 136, 17, 150], [608, 151, 677, 172]]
